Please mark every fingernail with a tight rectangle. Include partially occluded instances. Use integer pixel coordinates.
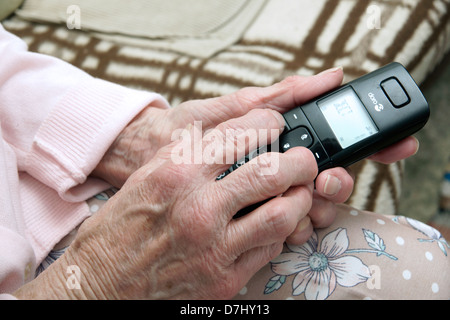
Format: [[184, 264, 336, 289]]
[[297, 216, 311, 232], [319, 66, 343, 75], [324, 174, 341, 196], [413, 137, 420, 155]]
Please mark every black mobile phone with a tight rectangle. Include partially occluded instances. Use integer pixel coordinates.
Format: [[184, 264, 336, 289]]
[[218, 62, 430, 216], [278, 62, 429, 171]]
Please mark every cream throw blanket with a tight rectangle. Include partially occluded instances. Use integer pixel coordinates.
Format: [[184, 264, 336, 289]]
[[17, 0, 267, 58]]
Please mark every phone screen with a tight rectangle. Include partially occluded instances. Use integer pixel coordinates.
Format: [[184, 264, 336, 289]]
[[318, 87, 378, 149]]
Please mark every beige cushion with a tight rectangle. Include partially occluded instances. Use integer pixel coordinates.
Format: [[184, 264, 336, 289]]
[[0, 0, 23, 21]]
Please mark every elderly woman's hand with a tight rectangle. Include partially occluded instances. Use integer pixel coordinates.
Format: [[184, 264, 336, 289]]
[[15, 107, 319, 299], [93, 68, 419, 246], [93, 68, 345, 188], [15, 69, 420, 299]]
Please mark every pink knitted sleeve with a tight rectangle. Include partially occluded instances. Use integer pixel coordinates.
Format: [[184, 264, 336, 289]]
[[0, 24, 169, 201], [0, 24, 169, 296]]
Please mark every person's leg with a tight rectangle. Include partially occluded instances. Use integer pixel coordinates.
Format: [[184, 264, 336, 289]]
[[235, 204, 450, 300]]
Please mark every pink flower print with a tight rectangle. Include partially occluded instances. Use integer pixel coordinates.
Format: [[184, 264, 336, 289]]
[[270, 228, 371, 300]]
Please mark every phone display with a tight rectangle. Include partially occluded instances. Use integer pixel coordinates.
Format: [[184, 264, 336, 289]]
[[318, 87, 378, 149]]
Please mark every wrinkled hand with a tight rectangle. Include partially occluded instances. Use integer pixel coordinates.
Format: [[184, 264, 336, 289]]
[[93, 68, 346, 188], [16, 107, 319, 299], [93, 68, 419, 245], [16, 69, 420, 300]]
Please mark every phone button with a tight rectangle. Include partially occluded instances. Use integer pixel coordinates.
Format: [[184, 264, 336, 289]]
[[381, 78, 410, 108], [309, 144, 329, 167], [280, 126, 313, 151], [283, 108, 309, 130]]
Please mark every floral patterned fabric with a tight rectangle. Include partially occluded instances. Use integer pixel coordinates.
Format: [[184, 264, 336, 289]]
[[235, 205, 449, 300], [37, 191, 450, 300]]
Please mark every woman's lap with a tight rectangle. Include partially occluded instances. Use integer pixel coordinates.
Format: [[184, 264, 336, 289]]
[[234, 204, 450, 300], [39, 192, 450, 300]]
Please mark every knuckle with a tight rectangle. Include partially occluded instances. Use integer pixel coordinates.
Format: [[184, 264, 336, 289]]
[[219, 108, 281, 133], [248, 147, 319, 199], [213, 122, 245, 155], [264, 203, 294, 238], [128, 165, 191, 205], [260, 161, 285, 185], [250, 108, 284, 131], [248, 157, 287, 197], [291, 147, 319, 180], [247, 107, 271, 118], [281, 75, 304, 86], [232, 87, 264, 110], [155, 163, 194, 191]]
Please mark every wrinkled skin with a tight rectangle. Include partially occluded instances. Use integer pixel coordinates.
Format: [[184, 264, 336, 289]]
[[15, 69, 419, 299]]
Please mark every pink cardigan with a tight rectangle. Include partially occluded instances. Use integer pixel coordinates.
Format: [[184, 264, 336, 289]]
[[0, 25, 169, 298]]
